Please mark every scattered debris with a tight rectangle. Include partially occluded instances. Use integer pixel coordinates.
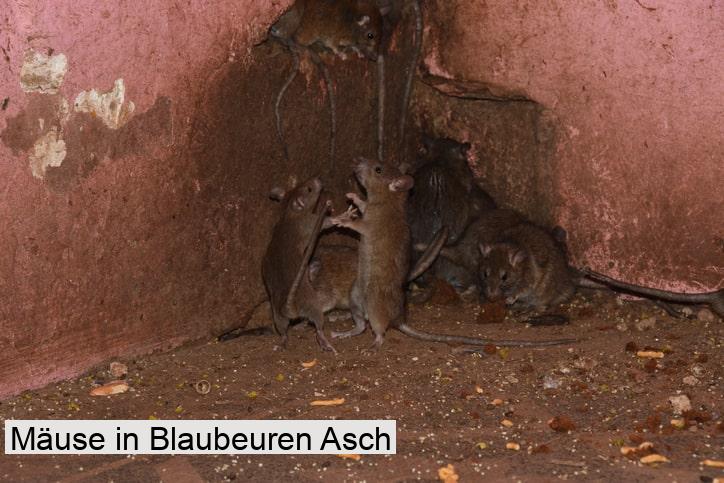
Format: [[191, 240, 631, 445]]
[[670, 418, 686, 429], [702, 460, 724, 469], [438, 464, 459, 483], [109, 362, 128, 379], [640, 454, 670, 465], [506, 442, 521, 451], [549, 416, 576, 432], [336, 454, 361, 461], [697, 308, 716, 323], [635, 316, 657, 331], [501, 419, 514, 428], [668, 395, 692, 415], [301, 359, 318, 369], [194, 380, 211, 395], [682, 375, 699, 386], [637, 350, 664, 359], [89, 381, 129, 396], [310, 398, 345, 406]]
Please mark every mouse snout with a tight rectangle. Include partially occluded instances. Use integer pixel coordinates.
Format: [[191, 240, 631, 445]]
[[310, 177, 323, 192], [485, 286, 502, 302]]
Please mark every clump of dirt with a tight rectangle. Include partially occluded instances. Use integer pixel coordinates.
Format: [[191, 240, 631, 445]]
[[0, 290, 721, 482]]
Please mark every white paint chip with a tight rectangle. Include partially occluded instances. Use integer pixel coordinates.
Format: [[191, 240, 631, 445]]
[[29, 127, 67, 179], [20, 50, 68, 94], [74, 78, 135, 129]]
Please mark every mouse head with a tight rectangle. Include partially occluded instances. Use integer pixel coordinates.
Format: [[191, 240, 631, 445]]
[[269, 176, 324, 216], [352, 156, 414, 197], [478, 243, 529, 305], [343, 0, 386, 60]]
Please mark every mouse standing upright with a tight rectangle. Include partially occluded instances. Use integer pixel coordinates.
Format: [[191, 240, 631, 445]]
[[261, 177, 338, 352], [332, 157, 576, 350]]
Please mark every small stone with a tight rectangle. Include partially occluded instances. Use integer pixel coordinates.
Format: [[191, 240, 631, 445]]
[[573, 357, 598, 370], [691, 365, 705, 377], [501, 419, 514, 428], [491, 398, 504, 406], [506, 442, 521, 451], [543, 374, 562, 389], [683, 376, 699, 386], [668, 395, 692, 415], [635, 316, 657, 331], [109, 362, 128, 379], [697, 308, 716, 323]]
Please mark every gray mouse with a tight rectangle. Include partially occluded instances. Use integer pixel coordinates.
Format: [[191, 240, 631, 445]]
[[331, 157, 576, 350], [270, 0, 387, 171], [261, 176, 336, 352], [407, 135, 497, 290]]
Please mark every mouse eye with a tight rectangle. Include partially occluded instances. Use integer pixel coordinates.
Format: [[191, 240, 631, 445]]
[[374, 166, 382, 174], [501, 271, 508, 281], [306, 186, 312, 193], [367, 32, 374, 40]]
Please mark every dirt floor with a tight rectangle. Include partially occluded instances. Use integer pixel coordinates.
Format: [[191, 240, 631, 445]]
[[0, 287, 722, 482]]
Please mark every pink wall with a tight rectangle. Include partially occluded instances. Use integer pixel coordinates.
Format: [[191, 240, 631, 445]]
[[419, 0, 723, 291], [0, 0, 292, 399]]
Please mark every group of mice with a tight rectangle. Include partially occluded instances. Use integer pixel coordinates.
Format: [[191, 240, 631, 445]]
[[221, 1, 721, 353], [224, 134, 723, 354]]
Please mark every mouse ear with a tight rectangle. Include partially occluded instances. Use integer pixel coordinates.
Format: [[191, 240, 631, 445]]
[[308, 258, 321, 283], [509, 250, 527, 267], [389, 174, 414, 192], [269, 187, 286, 202], [479, 243, 492, 257]]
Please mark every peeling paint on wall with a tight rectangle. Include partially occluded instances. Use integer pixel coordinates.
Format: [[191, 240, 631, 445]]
[[20, 50, 68, 94], [74, 79, 135, 129], [29, 127, 66, 178]]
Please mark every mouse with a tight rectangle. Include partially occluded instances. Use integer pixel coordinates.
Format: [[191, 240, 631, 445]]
[[407, 135, 497, 290], [261, 176, 337, 352], [331, 157, 576, 350], [579, 268, 724, 318], [270, 0, 387, 171], [478, 221, 577, 313]]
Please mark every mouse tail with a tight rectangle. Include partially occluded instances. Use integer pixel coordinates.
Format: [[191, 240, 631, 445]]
[[274, 45, 300, 162], [307, 49, 336, 174], [580, 268, 722, 307], [218, 298, 270, 341], [377, 51, 385, 161], [396, 322, 576, 347], [407, 226, 449, 282], [399, 0, 422, 145]]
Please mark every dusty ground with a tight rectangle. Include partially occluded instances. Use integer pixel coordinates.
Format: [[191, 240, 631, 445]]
[[0, 288, 722, 482]]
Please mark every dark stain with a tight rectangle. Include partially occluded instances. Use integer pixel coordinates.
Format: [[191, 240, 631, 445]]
[[1, 95, 172, 190], [0, 94, 65, 154], [1, 98, 8, 110]]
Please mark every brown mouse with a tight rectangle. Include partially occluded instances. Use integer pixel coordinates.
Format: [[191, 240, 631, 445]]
[[261, 177, 337, 352], [270, 0, 387, 170], [331, 157, 576, 350], [478, 222, 576, 313]]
